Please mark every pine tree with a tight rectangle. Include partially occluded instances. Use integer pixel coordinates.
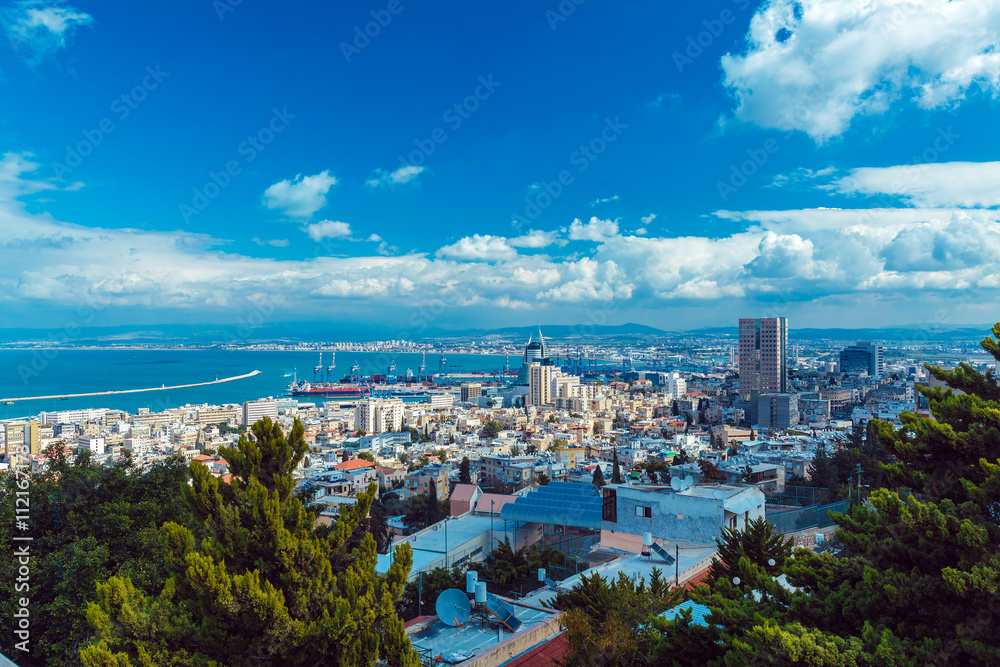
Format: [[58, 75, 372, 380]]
[[592, 466, 606, 487], [612, 448, 623, 484], [651, 323, 1000, 665], [426, 480, 442, 525], [80, 417, 419, 667], [459, 456, 472, 484], [706, 516, 792, 586]]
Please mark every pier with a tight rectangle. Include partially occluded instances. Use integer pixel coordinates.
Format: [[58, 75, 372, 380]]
[[0, 370, 262, 403]]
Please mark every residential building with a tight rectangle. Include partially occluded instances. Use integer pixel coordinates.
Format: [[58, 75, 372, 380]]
[[460, 383, 482, 403], [757, 393, 799, 430], [738, 317, 788, 401], [528, 363, 552, 406], [4, 421, 40, 459], [354, 398, 404, 434], [404, 464, 452, 500]]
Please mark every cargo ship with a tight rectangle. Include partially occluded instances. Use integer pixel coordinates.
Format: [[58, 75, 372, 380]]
[[288, 380, 371, 399]]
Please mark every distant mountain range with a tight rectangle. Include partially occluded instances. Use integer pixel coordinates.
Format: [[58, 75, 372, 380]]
[[693, 325, 991, 342], [0, 322, 990, 345]]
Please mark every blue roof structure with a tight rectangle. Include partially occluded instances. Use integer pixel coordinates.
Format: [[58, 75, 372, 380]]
[[498, 482, 604, 529], [658, 600, 712, 627]]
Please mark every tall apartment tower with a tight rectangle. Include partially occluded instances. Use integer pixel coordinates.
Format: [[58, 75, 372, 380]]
[[527, 363, 552, 406], [738, 317, 788, 401]]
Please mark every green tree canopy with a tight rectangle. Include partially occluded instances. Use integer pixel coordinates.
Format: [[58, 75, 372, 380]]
[[79, 417, 419, 667], [459, 456, 472, 485]]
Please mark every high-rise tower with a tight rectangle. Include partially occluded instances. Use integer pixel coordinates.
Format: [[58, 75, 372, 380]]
[[738, 317, 788, 401]]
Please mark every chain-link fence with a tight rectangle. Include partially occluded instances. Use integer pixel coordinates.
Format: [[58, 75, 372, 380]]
[[765, 484, 829, 506], [766, 499, 852, 534]]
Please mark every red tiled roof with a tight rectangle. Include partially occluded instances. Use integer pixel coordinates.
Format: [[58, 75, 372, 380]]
[[506, 633, 568, 667], [682, 567, 711, 592], [334, 458, 376, 471]]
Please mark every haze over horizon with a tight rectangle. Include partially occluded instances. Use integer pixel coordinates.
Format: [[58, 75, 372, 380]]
[[3, 0, 1000, 331]]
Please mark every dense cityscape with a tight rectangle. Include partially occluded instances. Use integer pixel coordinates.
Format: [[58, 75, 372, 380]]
[[3, 319, 998, 665], [5, 0, 1000, 664]]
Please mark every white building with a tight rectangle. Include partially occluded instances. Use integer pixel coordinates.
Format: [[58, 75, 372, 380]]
[[78, 436, 106, 456], [661, 372, 687, 398], [354, 398, 404, 434], [528, 363, 552, 406], [242, 399, 278, 426]]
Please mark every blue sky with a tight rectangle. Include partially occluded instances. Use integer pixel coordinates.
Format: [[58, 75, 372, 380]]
[[3, 0, 1000, 333]]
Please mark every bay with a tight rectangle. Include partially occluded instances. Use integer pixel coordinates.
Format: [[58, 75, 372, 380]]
[[0, 349, 510, 419]]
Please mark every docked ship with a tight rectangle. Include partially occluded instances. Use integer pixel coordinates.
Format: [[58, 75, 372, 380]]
[[287, 380, 372, 399]]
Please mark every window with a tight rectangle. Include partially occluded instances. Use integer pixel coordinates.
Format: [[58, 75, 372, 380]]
[[602, 488, 617, 522], [635, 505, 652, 518]]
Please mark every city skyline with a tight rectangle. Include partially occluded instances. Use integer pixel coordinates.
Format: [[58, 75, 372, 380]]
[[2, 1, 1000, 331]]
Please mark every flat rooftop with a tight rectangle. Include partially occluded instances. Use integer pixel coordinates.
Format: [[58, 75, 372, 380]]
[[557, 544, 717, 593], [409, 601, 556, 663], [377, 513, 518, 575]]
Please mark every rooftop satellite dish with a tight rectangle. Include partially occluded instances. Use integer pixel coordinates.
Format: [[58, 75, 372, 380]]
[[670, 477, 681, 491], [713, 489, 726, 500], [684, 475, 695, 488], [436, 589, 472, 627]]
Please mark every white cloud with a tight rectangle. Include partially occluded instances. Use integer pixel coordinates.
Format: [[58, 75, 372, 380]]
[[589, 195, 619, 207], [770, 166, 838, 188], [0, 151, 81, 203], [648, 92, 682, 108], [722, 0, 1000, 142], [263, 170, 337, 218], [508, 229, 561, 249], [641, 213, 656, 225], [634, 227, 648, 236], [304, 220, 352, 242], [830, 161, 1000, 208], [568, 217, 619, 242], [436, 234, 517, 261], [366, 165, 426, 189], [4, 1, 93, 61], [252, 237, 289, 247]]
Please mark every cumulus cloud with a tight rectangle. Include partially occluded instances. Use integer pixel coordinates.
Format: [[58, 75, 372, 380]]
[[252, 237, 290, 247], [641, 213, 657, 225], [263, 170, 337, 218], [366, 165, 426, 189], [830, 160, 1000, 208], [4, 0, 93, 62], [508, 229, 562, 249], [568, 217, 619, 242], [722, 0, 1000, 142], [304, 220, 352, 242], [7, 149, 1000, 324], [436, 234, 517, 261]]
